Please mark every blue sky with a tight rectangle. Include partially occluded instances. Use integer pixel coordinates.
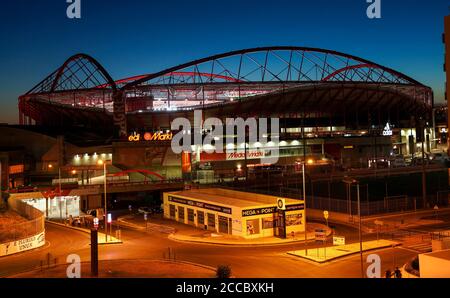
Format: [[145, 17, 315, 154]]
[[0, 0, 448, 123]]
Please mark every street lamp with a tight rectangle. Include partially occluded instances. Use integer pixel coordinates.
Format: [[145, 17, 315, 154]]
[[343, 177, 364, 278], [97, 159, 109, 242], [49, 164, 63, 223], [302, 162, 308, 255]]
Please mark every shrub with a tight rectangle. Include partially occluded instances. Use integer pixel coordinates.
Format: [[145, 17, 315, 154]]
[[216, 265, 232, 278]]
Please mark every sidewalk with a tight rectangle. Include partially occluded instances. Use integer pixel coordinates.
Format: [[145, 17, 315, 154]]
[[287, 239, 400, 263], [46, 220, 122, 245], [118, 214, 332, 246]]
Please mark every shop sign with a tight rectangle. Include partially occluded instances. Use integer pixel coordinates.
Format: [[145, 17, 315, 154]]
[[168, 196, 231, 215], [226, 150, 265, 160], [382, 123, 393, 136], [128, 131, 173, 142], [333, 236, 345, 246], [242, 204, 304, 217]]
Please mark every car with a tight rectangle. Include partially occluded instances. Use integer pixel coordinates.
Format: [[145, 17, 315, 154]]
[[86, 208, 105, 219], [368, 158, 389, 169], [151, 206, 163, 214], [410, 157, 430, 166], [390, 156, 406, 168], [428, 153, 450, 164], [138, 207, 152, 215]]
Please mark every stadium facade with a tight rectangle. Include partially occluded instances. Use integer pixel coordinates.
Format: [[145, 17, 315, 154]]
[[12, 46, 434, 184]]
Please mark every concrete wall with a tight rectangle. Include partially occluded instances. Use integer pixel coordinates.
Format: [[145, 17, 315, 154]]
[[419, 250, 450, 278]]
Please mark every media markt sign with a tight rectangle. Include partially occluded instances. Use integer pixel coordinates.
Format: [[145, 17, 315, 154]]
[[382, 123, 393, 136], [128, 131, 173, 142]]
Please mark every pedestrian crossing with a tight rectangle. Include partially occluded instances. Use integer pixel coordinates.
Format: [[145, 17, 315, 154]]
[[402, 242, 432, 253], [389, 230, 432, 253]]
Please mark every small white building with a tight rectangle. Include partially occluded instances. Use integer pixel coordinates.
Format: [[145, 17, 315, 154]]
[[419, 249, 450, 278], [163, 188, 305, 239]]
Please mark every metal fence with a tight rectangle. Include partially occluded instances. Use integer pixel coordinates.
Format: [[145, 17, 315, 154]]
[[220, 185, 450, 216], [0, 199, 45, 243]]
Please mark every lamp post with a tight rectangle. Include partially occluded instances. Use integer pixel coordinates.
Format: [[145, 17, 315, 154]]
[[98, 159, 108, 242], [343, 177, 364, 278], [302, 162, 309, 255]]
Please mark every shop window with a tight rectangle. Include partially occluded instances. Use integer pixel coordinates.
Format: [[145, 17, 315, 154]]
[[262, 217, 277, 229], [246, 219, 260, 235], [207, 213, 215, 229], [178, 206, 185, 222], [169, 204, 176, 219], [286, 214, 303, 226], [218, 216, 230, 234], [197, 211, 205, 226], [187, 208, 195, 223]]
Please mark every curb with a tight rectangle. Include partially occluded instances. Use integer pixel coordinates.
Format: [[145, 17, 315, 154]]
[[5, 258, 217, 278], [167, 229, 332, 247], [286, 242, 401, 264]]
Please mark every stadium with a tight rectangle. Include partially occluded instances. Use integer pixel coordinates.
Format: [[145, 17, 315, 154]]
[[16, 46, 434, 180]]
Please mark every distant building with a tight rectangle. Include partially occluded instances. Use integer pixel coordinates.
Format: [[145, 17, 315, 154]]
[[445, 15, 450, 153]]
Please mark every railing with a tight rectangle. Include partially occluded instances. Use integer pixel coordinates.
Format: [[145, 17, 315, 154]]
[[217, 185, 450, 216]]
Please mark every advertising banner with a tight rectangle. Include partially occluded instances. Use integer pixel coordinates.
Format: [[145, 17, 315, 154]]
[[0, 231, 45, 257]]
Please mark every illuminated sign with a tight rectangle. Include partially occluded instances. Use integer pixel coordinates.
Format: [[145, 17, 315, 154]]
[[242, 204, 304, 217], [382, 123, 393, 136], [168, 196, 232, 215], [226, 150, 265, 160], [128, 131, 173, 142], [9, 165, 24, 174]]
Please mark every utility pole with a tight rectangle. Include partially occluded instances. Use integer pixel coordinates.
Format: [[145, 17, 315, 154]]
[[302, 162, 307, 256], [91, 226, 99, 277], [357, 183, 363, 278]]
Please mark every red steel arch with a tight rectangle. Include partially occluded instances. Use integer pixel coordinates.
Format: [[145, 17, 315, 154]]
[[26, 53, 117, 95], [123, 46, 423, 89]]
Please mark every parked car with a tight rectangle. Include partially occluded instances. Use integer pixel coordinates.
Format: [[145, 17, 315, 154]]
[[138, 207, 152, 215], [151, 206, 163, 214], [368, 158, 389, 169], [428, 152, 450, 164], [410, 157, 430, 166], [390, 156, 406, 168]]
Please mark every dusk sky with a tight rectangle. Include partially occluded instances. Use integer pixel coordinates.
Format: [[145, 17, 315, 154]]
[[0, 0, 448, 124]]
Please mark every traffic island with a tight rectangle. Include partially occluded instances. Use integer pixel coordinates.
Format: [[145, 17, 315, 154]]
[[287, 239, 400, 263], [46, 220, 122, 245], [9, 259, 216, 278]]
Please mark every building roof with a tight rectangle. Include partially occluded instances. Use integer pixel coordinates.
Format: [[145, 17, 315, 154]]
[[422, 249, 450, 261], [167, 188, 302, 209]]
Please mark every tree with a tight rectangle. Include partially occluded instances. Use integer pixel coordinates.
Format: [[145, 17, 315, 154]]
[[216, 265, 232, 278]]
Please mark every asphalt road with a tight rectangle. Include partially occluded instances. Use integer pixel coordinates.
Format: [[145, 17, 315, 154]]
[[0, 219, 419, 278]]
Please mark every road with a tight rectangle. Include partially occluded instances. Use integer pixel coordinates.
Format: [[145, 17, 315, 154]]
[[0, 218, 420, 278]]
